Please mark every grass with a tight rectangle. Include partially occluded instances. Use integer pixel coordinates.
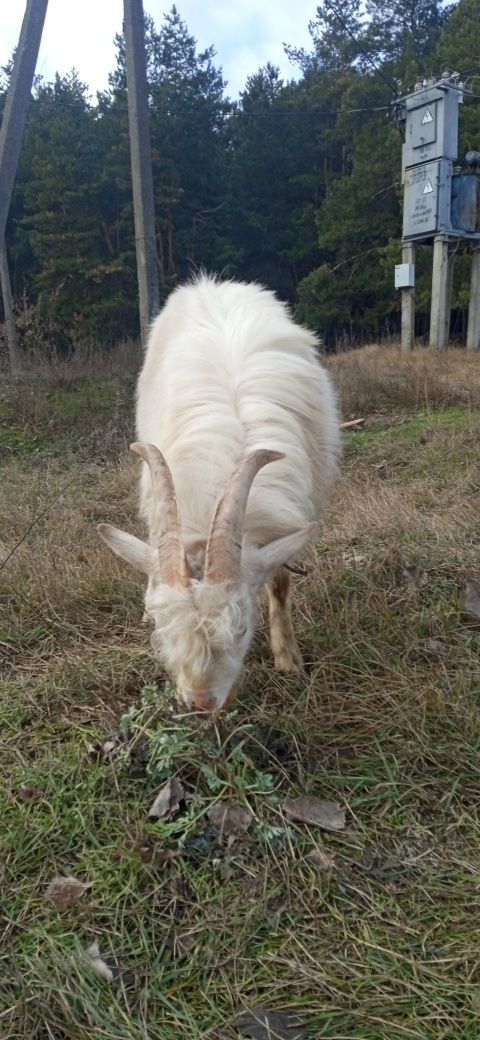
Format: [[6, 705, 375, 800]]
[[1, 342, 480, 1038]]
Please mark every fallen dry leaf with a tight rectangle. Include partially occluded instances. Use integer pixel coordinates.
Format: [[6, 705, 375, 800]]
[[86, 736, 121, 762], [307, 846, 336, 870], [134, 837, 177, 867], [341, 550, 367, 565], [101, 738, 119, 756], [148, 778, 185, 821], [207, 801, 252, 842], [465, 581, 480, 621], [84, 941, 115, 982], [423, 638, 447, 656], [215, 856, 235, 881], [18, 783, 40, 802], [169, 930, 197, 961], [282, 795, 345, 832], [46, 875, 91, 910], [234, 1004, 307, 1039], [402, 562, 428, 588]]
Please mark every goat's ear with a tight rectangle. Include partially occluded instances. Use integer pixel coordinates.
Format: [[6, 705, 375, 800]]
[[97, 523, 156, 576], [255, 523, 317, 580]]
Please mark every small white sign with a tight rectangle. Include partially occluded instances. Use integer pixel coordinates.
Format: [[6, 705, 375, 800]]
[[421, 108, 433, 124], [422, 179, 433, 194]]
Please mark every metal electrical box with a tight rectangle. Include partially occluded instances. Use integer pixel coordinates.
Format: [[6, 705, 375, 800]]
[[451, 174, 478, 234], [396, 76, 479, 243], [403, 160, 452, 239], [395, 263, 415, 288], [402, 82, 459, 171]]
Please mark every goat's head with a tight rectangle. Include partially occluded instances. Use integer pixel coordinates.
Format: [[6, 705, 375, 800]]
[[98, 443, 316, 711]]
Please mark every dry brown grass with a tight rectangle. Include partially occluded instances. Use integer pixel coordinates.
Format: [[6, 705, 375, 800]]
[[2, 338, 141, 384], [1, 345, 480, 1039], [327, 343, 480, 415]]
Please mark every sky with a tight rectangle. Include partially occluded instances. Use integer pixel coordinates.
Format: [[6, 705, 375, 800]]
[[0, 0, 318, 100]]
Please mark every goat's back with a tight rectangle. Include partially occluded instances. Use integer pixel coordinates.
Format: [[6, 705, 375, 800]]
[[136, 275, 340, 545]]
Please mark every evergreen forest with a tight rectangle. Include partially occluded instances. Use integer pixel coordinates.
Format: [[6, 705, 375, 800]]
[[1, 0, 479, 351]]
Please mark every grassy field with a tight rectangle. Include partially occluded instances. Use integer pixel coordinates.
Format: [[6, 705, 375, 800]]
[[1, 345, 480, 1039]]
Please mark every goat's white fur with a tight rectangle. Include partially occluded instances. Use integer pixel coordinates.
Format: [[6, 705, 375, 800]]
[[100, 274, 340, 709]]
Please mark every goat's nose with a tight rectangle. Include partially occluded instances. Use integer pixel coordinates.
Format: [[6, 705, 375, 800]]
[[179, 684, 238, 712], [188, 689, 215, 712], [192, 685, 238, 711]]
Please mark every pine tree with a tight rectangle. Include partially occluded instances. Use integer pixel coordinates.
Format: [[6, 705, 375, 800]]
[[436, 0, 479, 70], [148, 6, 234, 291], [296, 96, 402, 341], [285, 0, 368, 75], [365, 0, 449, 81], [229, 63, 322, 297], [10, 72, 138, 346], [435, 0, 480, 162]]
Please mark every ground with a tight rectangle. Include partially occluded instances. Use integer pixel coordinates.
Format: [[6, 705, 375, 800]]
[[1, 344, 480, 1040]]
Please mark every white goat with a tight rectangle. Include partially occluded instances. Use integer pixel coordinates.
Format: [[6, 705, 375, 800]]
[[98, 274, 340, 710]]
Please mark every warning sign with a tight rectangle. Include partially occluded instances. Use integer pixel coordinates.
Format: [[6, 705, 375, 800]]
[[421, 108, 433, 125], [403, 162, 441, 238]]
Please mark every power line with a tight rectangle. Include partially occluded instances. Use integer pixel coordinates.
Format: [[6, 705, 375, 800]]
[[7, 96, 390, 117], [321, 0, 399, 98]]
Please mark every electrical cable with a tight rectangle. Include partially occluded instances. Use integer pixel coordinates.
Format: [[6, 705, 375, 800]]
[[321, 0, 399, 97]]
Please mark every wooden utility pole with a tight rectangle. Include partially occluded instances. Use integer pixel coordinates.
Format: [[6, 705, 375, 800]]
[[123, 0, 159, 346], [0, 0, 49, 373]]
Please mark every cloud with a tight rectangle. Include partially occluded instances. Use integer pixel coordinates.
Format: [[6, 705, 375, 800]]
[[174, 0, 315, 94], [0, 0, 122, 98], [0, 0, 316, 99]]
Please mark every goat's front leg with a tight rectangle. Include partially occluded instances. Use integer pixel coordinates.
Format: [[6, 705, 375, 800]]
[[266, 569, 303, 673]]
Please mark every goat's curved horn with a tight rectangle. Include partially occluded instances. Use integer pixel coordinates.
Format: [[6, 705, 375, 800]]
[[130, 442, 191, 589], [204, 449, 285, 584]]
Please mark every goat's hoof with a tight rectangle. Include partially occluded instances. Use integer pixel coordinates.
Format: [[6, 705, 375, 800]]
[[273, 646, 303, 673]]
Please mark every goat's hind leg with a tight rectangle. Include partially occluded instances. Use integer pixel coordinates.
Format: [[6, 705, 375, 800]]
[[266, 569, 303, 673]]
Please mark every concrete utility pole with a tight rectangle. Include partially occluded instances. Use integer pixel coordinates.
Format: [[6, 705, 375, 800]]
[[0, 0, 49, 375], [429, 235, 453, 350], [0, 243, 19, 374], [123, 0, 159, 346], [400, 243, 415, 352], [467, 248, 480, 350]]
